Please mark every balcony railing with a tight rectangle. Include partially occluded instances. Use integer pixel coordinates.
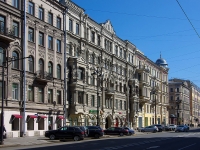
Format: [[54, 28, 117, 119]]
[[35, 70, 53, 81], [0, 25, 15, 39]]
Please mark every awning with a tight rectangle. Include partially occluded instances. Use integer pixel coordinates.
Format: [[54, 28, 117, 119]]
[[38, 116, 47, 118], [57, 116, 64, 120], [28, 115, 38, 118], [12, 114, 22, 118]]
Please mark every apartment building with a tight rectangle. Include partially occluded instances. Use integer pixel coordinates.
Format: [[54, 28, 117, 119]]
[[168, 79, 190, 125], [0, 0, 66, 138], [0, 0, 169, 138]]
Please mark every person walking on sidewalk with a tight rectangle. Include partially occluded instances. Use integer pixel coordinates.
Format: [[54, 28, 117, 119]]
[[0, 125, 7, 139]]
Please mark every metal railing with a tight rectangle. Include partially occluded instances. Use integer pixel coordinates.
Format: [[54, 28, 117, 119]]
[[36, 70, 53, 80]]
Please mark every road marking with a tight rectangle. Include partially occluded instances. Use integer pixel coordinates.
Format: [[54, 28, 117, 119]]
[[146, 146, 160, 149], [178, 143, 196, 150]]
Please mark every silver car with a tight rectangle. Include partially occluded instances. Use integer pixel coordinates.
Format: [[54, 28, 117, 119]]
[[141, 125, 158, 133]]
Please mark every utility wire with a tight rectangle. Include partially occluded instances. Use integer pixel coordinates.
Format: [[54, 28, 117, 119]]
[[176, 0, 200, 39]]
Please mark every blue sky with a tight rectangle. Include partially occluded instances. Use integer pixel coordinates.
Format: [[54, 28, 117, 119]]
[[72, 0, 200, 86]]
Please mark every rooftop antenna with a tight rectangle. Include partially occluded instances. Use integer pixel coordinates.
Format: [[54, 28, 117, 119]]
[[160, 51, 162, 58]]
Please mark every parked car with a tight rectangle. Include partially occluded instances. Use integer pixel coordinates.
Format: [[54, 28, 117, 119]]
[[86, 126, 104, 138], [168, 124, 177, 131], [184, 125, 190, 130], [124, 127, 135, 135], [141, 125, 158, 133], [45, 126, 84, 141], [164, 126, 170, 131], [104, 127, 129, 136], [153, 124, 164, 132], [175, 125, 189, 132], [74, 126, 89, 137]]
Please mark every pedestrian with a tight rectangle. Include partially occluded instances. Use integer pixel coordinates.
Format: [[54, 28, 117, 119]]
[[48, 124, 52, 130], [0, 125, 6, 139], [57, 124, 61, 129]]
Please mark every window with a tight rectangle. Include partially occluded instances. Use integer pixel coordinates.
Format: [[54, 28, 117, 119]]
[[12, 83, 18, 100], [48, 36, 53, 49], [124, 50, 126, 59], [170, 88, 173, 92], [91, 95, 95, 107], [12, 51, 19, 69], [57, 64, 61, 79], [76, 23, 79, 35], [69, 19, 73, 32], [28, 85, 34, 101], [91, 31, 95, 43], [56, 17, 61, 29], [39, 59, 44, 72], [115, 99, 118, 109], [86, 94, 88, 106], [124, 101, 126, 110], [120, 100, 122, 110], [97, 96, 100, 107], [56, 39, 61, 52], [90, 76, 95, 85], [97, 35, 101, 46], [38, 87, 44, 103], [28, 28, 34, 42], [177, 88, 179, 92], [38, 7, 44, 20], [12, 0, 19, 9], [13, 21, 19, 37], [0, 47, 5, 66], [48, 89, 53, 103], [90, 54, 95, 64], [0, 15, 5, 33], [39, 32, 44, 46], [78, 92, 83, 104], [0, 81, 2, 100], [120, 48, 122, 57], [28, 2, 34, 15], [115, 45, 118, 56], [55, 90, 61, 105], [77, 68, 84, 80], [28, 56, 34, 72], [48, 12, 53, 25], [48, 62, 53, 76]]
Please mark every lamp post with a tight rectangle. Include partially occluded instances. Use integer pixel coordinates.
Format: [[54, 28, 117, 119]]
[[91, 65, 103, 126], [151, 86, 158, 125], [0, 56, 30, 145], [176, 99, 181, 125]]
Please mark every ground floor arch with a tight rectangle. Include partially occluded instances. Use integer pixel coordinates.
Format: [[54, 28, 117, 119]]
[[105, 115, 112, 129]]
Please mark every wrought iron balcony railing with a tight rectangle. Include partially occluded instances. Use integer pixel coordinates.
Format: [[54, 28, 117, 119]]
[[0, 25, 15, 39], [36, 70, 53, 81]]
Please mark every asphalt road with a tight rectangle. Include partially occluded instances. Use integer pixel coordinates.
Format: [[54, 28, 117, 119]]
[[2, 129, 200, 150]]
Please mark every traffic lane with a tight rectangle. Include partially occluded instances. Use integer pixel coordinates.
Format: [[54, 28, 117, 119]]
[[133, 137, 200, 150], [2, 136, 173, 150]]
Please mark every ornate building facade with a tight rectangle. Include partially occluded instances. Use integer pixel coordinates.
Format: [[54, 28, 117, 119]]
[[0, 0, 169, 138]]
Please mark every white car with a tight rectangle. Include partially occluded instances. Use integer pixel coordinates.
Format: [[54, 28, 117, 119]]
[[168, 124, 177, 131]]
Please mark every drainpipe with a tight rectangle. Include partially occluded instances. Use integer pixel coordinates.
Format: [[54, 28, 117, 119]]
[[63, 6, 68, 126], [22, 0, 27, 137]]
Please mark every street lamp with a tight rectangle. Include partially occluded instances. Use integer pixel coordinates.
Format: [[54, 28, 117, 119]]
[[176, 99, 181, 125], [91, 65, 103, 126], [151, 86, 158, 125], [0, 56, 30, 145]]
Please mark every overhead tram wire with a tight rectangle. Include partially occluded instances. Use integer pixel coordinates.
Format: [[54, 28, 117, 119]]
[[176, 0, 200, 39]]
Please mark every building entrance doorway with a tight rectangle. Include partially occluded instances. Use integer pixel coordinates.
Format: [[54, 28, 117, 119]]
[[105, 116, 112, 129]]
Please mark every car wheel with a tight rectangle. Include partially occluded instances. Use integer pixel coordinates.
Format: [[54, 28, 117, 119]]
[[94, 134, 100, 139], [49, 134, 56, 140], [74, 136, 80, 141], [119, 133, 124, 136]]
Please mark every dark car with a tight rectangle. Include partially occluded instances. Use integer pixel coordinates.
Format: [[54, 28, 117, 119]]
[[153, 124, 164, 132], [175, 125, 189, 132], [104, 127, 129, 136], [74, 126, 89, 137], [164, 126, 170, 131], [86, 126, 104, 138], [124, 127, 135, 135], [45, 126, 84, 141]]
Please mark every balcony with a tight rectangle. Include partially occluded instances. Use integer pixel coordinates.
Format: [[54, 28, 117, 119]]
[[34, 70, 53, 84], [105, 87, 115, 97], [0, 26, 15, 42]]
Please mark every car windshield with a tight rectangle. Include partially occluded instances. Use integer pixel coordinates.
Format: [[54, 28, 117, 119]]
[[178, 125, 184, 127]]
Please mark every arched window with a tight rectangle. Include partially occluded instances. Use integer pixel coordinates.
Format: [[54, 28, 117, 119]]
[[0, 47, 5, 66], [57, 64, 61, 79], [38, 59, 44, 72], [48, 62, 53, 76], [28, 56, 34, 72], [12, 51, 19, 69]]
